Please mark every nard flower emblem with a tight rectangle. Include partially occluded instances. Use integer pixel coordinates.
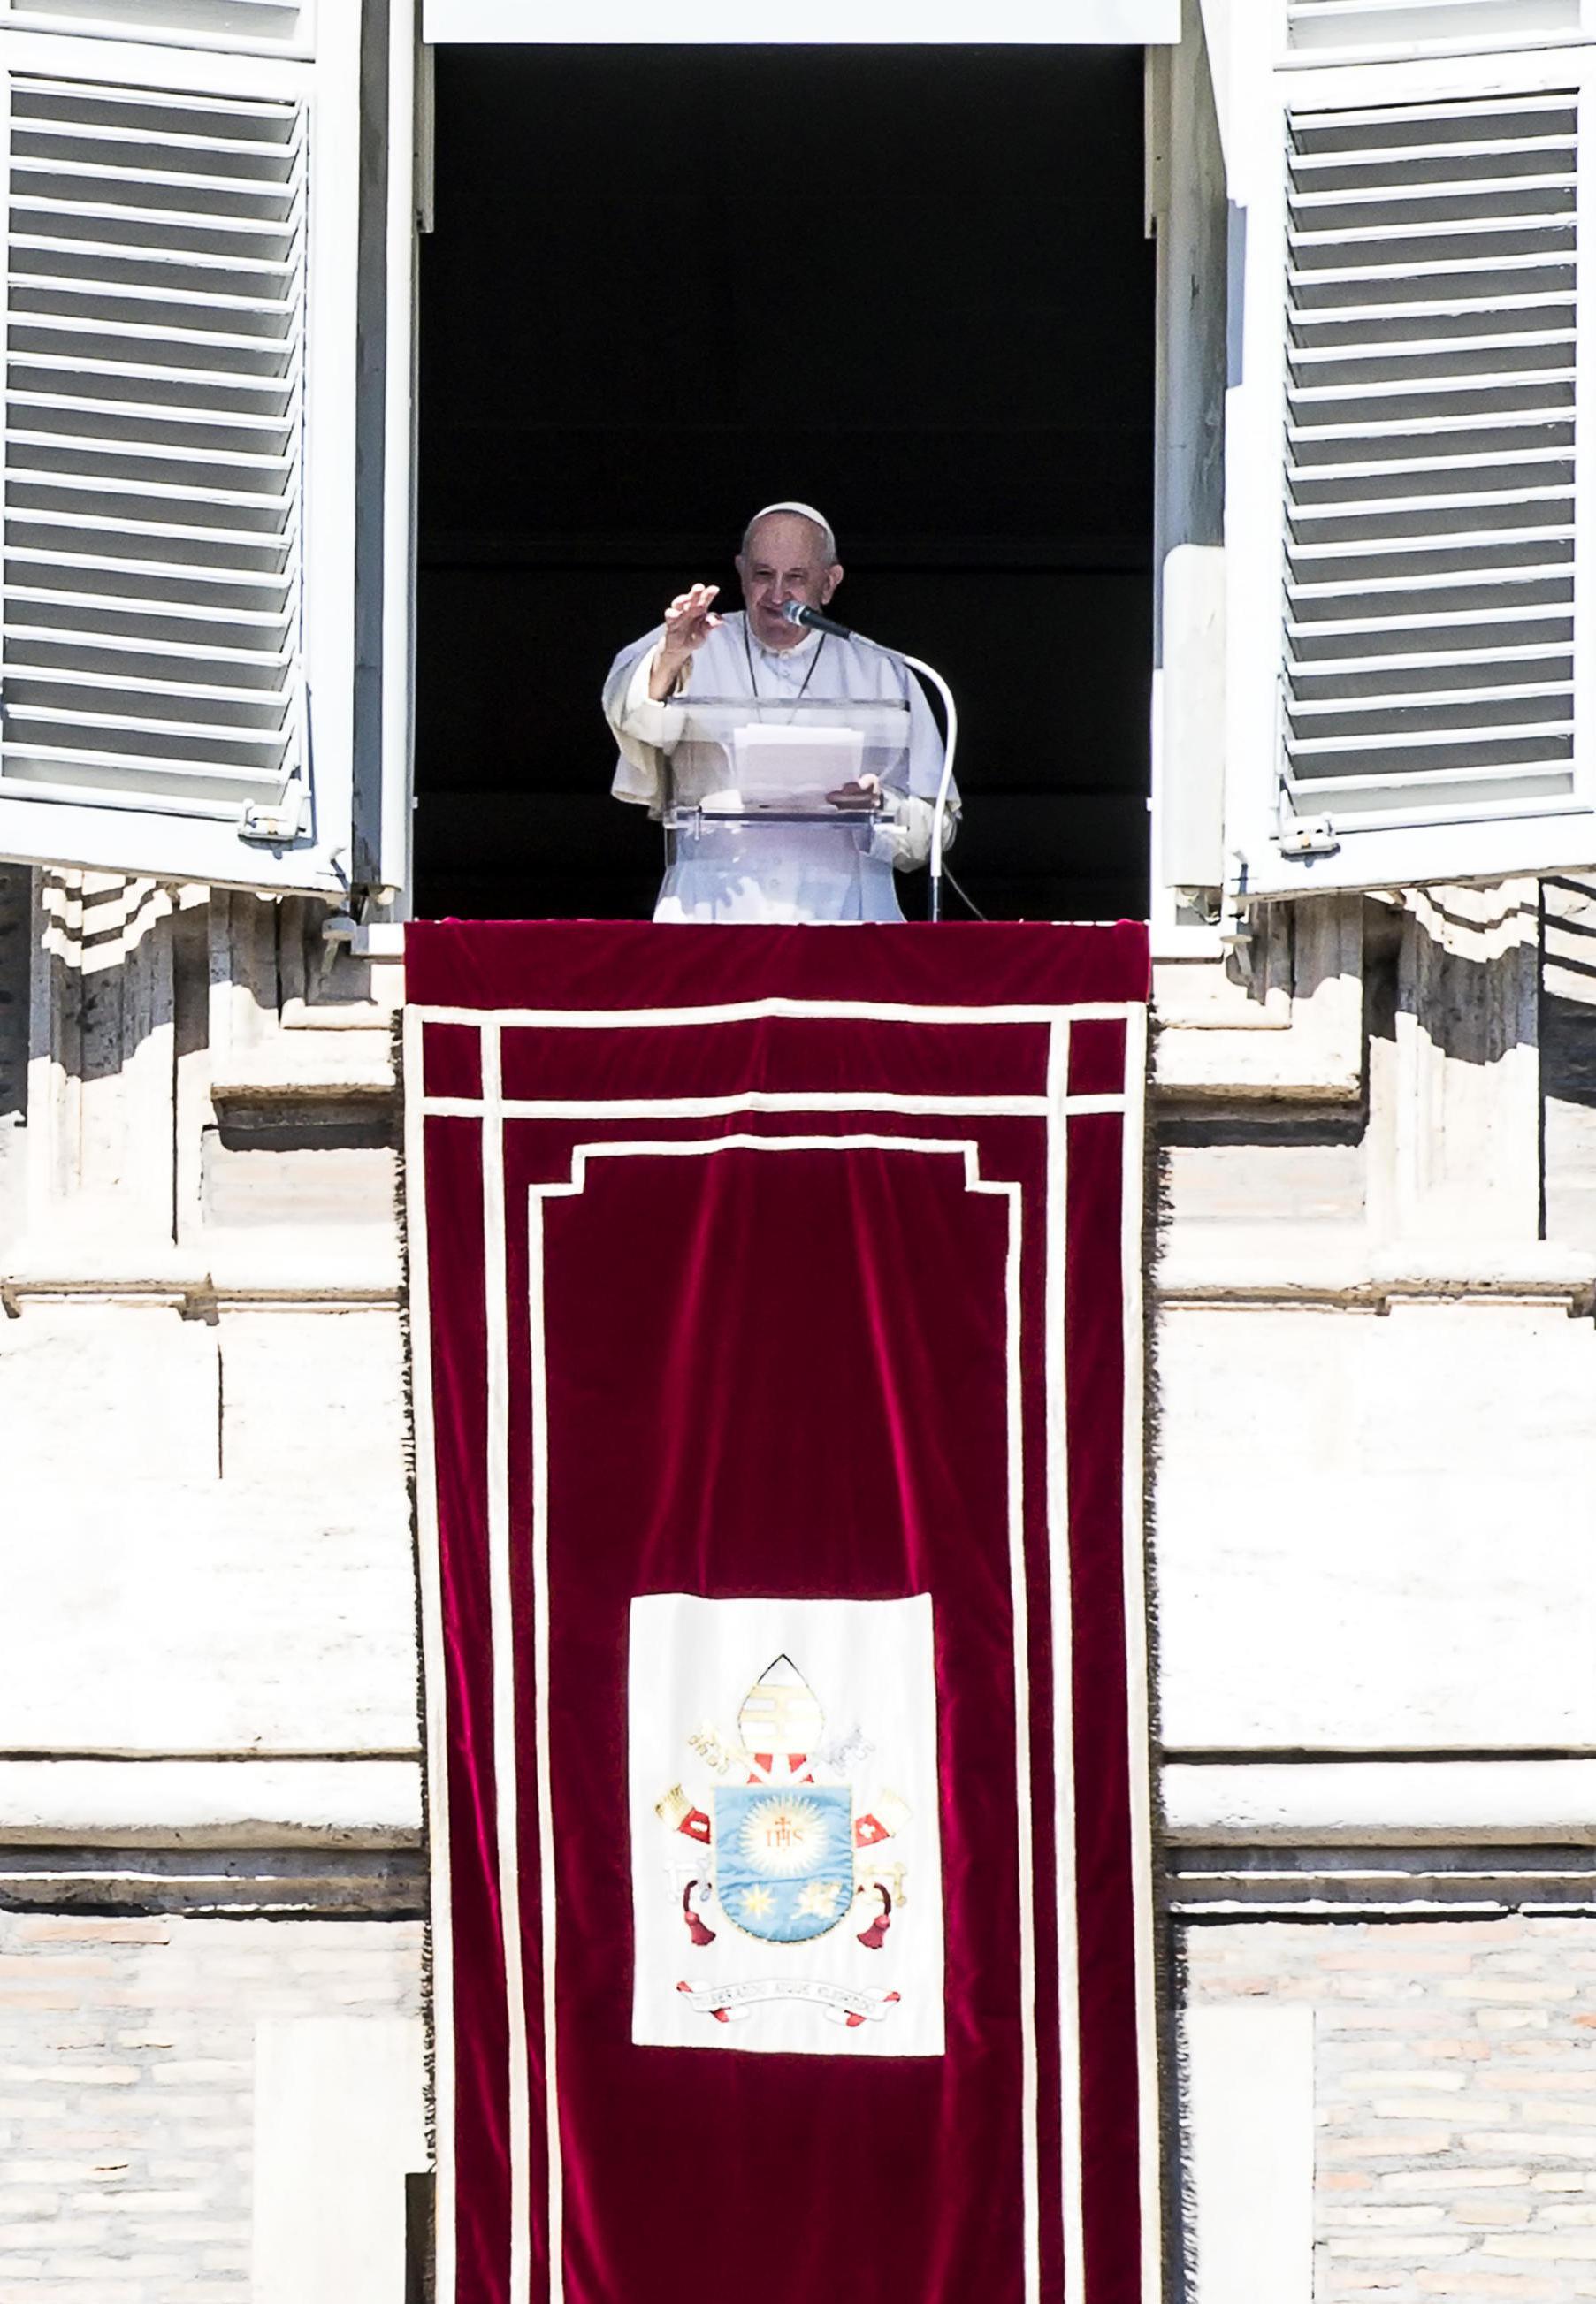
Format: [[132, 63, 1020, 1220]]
[[795, 1879, 844, 1919]]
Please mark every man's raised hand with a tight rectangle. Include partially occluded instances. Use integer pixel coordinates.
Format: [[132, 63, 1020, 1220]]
[[649, 582, 722, 698]]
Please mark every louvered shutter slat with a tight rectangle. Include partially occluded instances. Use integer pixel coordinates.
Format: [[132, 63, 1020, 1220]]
[[4, 619, 293, 666], [1292, 527, 1575, 560], [1294, 676, 1573, 710], [10, 355, 294, 392], [11, 389, 294, 431], [1, 10, 303, 48], [13, 471, 290, 510], [15, 548, 291, 587], [1289, 7, 1583, 54], [1, 71, 306, 818], [1294, 369, 1576, 401], [1289, 602, 1572, 635], [9, 427, 296, 469], [12, 506, 290, 548], [9, 699, 285, 739], [12, 660, 287, 701], [0, 753, 285, 804], [14, 240, 298, 279], [12, 122, 302, 157], [9, 583, 289, 623], [11, 156, 302, 195], [1273, 84, 1581, 834]]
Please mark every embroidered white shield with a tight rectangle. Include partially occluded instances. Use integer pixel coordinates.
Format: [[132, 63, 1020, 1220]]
[[628, 1592, 945, 2058]]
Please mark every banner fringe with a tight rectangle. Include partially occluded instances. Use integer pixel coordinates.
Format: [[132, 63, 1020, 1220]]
[[393, 1006, 439, 2183], [1142, 1005, 1196, 2304]]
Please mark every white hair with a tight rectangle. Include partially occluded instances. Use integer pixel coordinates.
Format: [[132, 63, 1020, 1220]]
[[739, 501, 837, 565]]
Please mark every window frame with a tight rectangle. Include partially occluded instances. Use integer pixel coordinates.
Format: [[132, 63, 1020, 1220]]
[[1223, 35, 1596, 898], [0, 11, 363, 895]]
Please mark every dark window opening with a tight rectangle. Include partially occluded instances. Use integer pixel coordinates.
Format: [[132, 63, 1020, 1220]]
[[415, 45, 1154, 923]]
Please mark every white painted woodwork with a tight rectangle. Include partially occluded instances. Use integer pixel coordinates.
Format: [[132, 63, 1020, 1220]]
[[423, 0, 1180, 39], [0, 1, 310, 46], [252, 2017, 427, 2304], [1288, 0, 1585, 55], [1224, 38, 1596, 896], [0, 18, 360, 891], [1186, 2006, 1315, 2304], [1, 76, 309, 825], [1150, 1, 1230, 897]]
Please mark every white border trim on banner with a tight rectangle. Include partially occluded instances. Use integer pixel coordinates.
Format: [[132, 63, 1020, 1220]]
[[515, 1132, 1029, 2304], [1119, 1004, 1159, 2304], [415, 997, 1139, 1029]]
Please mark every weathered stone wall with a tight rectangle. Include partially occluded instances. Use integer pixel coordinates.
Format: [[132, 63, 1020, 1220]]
[[1187, 1917, 1596, 2302], [0, 1912, 424, 2304]]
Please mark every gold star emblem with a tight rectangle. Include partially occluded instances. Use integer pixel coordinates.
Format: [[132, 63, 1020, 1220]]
[[738, 1886, 775, 1919]]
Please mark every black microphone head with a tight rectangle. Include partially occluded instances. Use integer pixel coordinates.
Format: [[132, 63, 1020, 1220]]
[[778, 599, 854, 640]]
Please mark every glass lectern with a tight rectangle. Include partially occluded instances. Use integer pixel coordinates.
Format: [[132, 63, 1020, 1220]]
[[653, 697, 913, 919]]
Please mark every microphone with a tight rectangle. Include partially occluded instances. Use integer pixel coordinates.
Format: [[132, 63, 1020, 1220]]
[[781, 599, 855, 641]]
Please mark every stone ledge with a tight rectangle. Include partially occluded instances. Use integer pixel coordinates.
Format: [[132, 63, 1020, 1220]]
[[0, 1759, 423, 1848], [1163, 1759, 1596, 1846], [1156, 1233, 1596, 1314], [1, 1232, 401, 1314]]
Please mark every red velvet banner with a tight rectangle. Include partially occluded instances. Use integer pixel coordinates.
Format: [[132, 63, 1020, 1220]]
[[406, 923, 1155, 2304]]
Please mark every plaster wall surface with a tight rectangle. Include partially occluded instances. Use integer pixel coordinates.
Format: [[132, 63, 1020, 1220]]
[[1155, 1301, 1596, 1752], [0, 1305, 416, 1756]]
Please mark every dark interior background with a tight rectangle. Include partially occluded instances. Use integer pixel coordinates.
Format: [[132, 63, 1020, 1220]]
[[415, 45, 1153, 922]]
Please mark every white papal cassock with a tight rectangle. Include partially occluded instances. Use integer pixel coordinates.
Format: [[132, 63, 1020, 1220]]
[[603, 612, 957, 923]]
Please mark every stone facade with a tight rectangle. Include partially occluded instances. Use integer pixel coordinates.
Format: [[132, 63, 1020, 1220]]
[[1187, 1919, 1596, 2304], [2, 867, 1592, 2298], [0, 876, 422, 2302], [0, 1914, 424, 2304]]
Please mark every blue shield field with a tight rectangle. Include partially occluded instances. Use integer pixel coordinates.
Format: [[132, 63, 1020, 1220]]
[[713, 1785, 854, 1944]]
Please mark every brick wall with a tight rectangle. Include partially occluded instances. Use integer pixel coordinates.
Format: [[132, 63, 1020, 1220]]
[[1188, 1916, 1596, 2302], [0, 1912, 424, 2303]]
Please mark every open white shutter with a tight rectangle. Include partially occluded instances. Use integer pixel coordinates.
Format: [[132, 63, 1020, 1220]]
[[1226, 41, 1596, 897], [0, 9, 363, 893], [1285, 0, 1583, 54]]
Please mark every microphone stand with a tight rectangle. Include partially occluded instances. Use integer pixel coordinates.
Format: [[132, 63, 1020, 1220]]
[[782, 604, 959, 922], [892, 650, 958, 925]]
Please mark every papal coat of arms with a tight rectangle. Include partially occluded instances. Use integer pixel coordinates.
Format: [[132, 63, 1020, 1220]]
[[653, 1652, 910, 2026]]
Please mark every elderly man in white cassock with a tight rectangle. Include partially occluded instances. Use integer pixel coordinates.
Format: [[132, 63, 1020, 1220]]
[[603, 503, 957, 923]]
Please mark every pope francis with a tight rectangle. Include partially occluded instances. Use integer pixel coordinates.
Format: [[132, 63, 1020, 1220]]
[[603, 503, 957, 923]]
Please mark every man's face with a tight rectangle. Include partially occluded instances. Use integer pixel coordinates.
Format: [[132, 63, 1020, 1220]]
[[736, 515, 843, 651]]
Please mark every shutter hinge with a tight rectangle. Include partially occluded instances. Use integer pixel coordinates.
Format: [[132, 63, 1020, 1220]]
[[240, 798, 307, 844], [1276, 804, 1341, 859]]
